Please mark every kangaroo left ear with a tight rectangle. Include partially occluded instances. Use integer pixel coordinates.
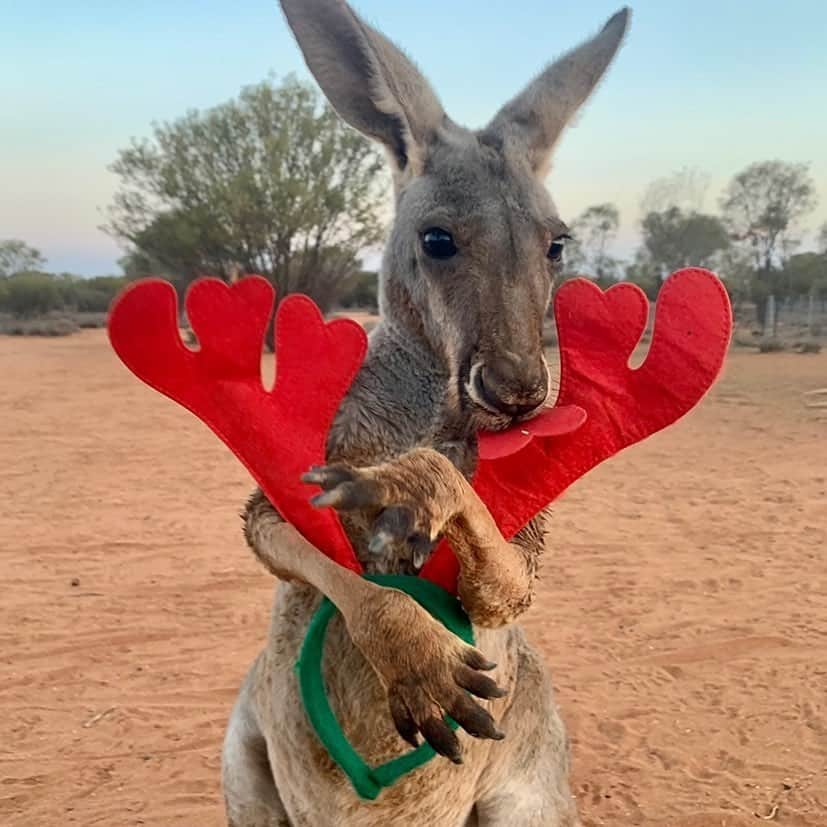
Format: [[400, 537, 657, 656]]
[[279, 0, 446, 176], [482, 7, 630, 178]]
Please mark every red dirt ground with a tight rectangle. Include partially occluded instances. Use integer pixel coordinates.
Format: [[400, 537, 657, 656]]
[[1, 330, 825, 826]]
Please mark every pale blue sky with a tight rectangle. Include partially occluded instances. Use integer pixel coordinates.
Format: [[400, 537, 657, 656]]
[[2, 0, 825, 274]]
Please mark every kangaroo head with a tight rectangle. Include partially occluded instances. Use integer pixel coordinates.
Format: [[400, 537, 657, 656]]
[[280, 0, 629, 430]]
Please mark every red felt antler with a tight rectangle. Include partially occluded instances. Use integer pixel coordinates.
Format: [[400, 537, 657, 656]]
[[109, 268, 731, 597], [108, 277, 367, 574], [420, 268, 732, 591]]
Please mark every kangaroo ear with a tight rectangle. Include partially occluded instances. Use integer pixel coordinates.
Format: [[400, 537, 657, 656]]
[[483, 8, 630, 178], [280, 0, 445, 174]]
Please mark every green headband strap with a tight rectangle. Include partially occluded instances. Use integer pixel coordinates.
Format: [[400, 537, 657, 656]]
[[295, 574, 474, 800]]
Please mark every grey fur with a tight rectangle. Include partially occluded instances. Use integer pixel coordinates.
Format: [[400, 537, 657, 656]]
[[224, 2, 630, 824]]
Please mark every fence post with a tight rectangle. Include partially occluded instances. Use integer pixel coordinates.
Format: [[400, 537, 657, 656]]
[[765, 294, 777, 338], [807, 289, 816, 336]]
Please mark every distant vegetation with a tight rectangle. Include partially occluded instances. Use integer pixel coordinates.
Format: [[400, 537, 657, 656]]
[[0, 241, 376, 337], [0, 270, 126, 317], [3, 77, 825, 349], [107, 76, 385, 327], [563, 163, 827, 348], [337, 270, 378, 312], [0, 249, 129, 335]]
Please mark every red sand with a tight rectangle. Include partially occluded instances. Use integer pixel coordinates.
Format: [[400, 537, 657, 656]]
[[1, 330, 825, 826]]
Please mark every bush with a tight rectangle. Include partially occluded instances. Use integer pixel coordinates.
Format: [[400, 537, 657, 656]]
[[67, 276, 128, 312], [733, 333, 760, 349], [0, 317, 79, 336], [74, 312, 108, 329], [758, 338, 786, 353], [0, 272, 127, 322], [0, 272, 63, 318], [339, 270, 378, 311]]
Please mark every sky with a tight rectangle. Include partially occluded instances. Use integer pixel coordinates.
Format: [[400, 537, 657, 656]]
[[2, 0, 826, 275]]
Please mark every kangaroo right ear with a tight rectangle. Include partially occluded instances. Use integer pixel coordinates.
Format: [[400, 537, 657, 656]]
[[280, 0, 445, 174], [484, 8, 630, 179]]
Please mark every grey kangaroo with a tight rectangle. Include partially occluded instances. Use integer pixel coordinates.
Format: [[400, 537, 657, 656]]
[[222, 2, 629, 824]]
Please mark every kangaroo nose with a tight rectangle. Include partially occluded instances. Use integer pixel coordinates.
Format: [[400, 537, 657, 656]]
[[476, 355, 548, 417]]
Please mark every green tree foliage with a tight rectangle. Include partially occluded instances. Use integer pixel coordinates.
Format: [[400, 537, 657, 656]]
[[622, 251, 662, 300], [0, 239, 46, 277], [66, 275, 129, 312], [714, 246, 756, 318], [720, 160, 817, 271], [640, 207, 730, 277], [567, 203, 621, 281], [106, 76, 386, 312], [0, 273, 63, 318], [782, 252, 827, 299], [338, 270, 379, 311], [0, 272, 127, 319]]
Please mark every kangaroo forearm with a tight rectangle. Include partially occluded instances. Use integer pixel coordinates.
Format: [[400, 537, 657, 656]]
[[242, 489, 376, 621], [444, 495, 542, 628], [456, 540, 534, 628]]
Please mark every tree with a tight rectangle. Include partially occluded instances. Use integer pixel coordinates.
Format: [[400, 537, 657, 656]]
[[0, 240, 46, 277], [714, 246, 756, 319], [818, 223, 827, 254], [720, 160, 817, 271], [338, 270, 379, 311], [568, 203, 621, 281], [623, 250, 661, 300], [0, 271, 128, 319], [64, 275, 129, 312], [106, 76, 386, 314], [640, 167, 710, 216], [0, 272, 62, 318], [640, 207, 730, 277], [782, 252, 827, 299]]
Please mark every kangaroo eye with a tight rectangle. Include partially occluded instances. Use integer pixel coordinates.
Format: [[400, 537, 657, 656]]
[[547, 234, 570, 263], [422, 228, 457, 260]]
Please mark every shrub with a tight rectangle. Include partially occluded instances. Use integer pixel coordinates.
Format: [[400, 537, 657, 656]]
[[0, 317, 79, 336], [0, 272, 127, 324], [67, 276, 128, 312], [0, 272, 63, 318], [74, 312, 108, 329], [339, 270, 379, 311], [733, 333, 760, 349], [758, 338, 786, 353]]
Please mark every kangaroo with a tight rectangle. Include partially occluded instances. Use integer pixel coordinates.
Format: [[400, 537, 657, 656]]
[[222, 2, 629, 825]]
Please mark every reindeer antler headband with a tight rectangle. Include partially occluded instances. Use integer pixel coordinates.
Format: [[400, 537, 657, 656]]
[[108, 267, 732, 796], [109, 268, 731, 591]]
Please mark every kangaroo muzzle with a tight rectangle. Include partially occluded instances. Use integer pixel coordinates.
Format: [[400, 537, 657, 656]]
[[467, 353, 549, 418]]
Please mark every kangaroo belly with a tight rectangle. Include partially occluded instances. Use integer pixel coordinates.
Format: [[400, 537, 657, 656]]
[[253, 582, 517, 826]]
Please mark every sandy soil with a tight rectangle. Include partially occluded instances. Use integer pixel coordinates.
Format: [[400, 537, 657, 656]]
[[1, 329, 825, 827]]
